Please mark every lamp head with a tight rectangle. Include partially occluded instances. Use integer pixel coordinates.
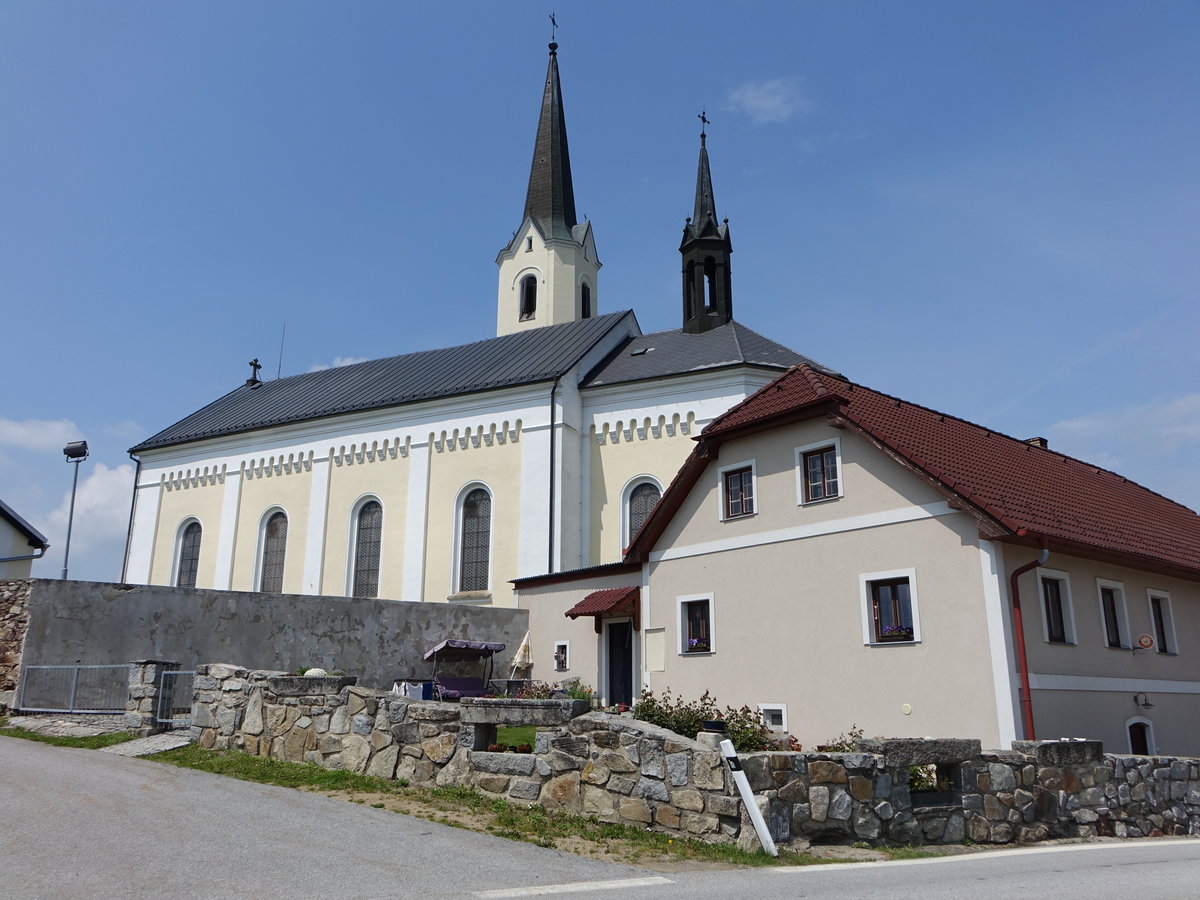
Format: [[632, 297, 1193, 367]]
[[63, 440, 89, 461]]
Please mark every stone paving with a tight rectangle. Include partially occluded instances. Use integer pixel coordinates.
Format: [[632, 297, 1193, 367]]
[[101, 731, 192, 757]]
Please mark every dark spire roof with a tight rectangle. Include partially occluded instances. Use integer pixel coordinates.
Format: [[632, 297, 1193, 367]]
[[683, 133, 726, 243], [522, 42, 578, 241]]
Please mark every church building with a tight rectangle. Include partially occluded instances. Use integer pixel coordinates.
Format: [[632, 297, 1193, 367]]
[[121, 42, 828, 606]]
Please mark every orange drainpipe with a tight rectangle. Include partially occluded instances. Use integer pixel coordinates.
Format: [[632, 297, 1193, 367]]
[[1009, 537, 1049, 741]]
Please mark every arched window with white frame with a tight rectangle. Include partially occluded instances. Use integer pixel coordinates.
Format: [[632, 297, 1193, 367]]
[[175, 519, 202, 589], [1126, 716, 1155, 756], [259, 509, 288, 593], [457, 486, 492, 593], [350, 498, 383, 599], [623, 477, 662, 548]]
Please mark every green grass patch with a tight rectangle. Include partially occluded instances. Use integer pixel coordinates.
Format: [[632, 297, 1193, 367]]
[[150, 744, 409, 793], [0, 725, 138, 751], [494, 725, 536, 747], [876, 844, 942, 861]]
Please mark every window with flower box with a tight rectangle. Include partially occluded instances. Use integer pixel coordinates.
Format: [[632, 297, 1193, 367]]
[[678, 594, 714, 654], [859, 569, 920, 645]]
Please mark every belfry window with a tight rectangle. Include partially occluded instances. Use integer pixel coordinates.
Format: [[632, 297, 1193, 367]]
[[459, 488, 492, 592], [520, 275, 537, 320], [703, 256, 716, 310], [176, 520, 201, 589], [352, 500, 382, 599], [685, 261, 697, 319], [581, 282, 592, 319], [260, 511, 288, 593]]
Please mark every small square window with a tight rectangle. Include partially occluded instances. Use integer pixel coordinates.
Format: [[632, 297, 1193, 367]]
[[860, 569, 920, 645], [759, 704, 787, 732], [720, 464, 755, 519], [553, 641, 569, 672], [678, 595, 713, 653], [801, 445, 840, 502]]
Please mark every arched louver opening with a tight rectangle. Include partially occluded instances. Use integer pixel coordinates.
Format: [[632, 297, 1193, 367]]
[[519, 275, 537, 321], [352, 500, 382, 598], [628, 482, 661, 542], [176, 521, 201, 589], [260, 511, 288, 593], [459, 488, 492, 592]]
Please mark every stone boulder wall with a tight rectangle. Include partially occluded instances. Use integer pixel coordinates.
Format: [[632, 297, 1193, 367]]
[[190, 664, 745, 845], [190, 666, 1200, 849], [0, 579, 33, 699]]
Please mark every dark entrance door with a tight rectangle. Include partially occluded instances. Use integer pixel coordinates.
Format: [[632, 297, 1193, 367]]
[[1129, 722, 1150, 755], [606, 620, 633, 706]]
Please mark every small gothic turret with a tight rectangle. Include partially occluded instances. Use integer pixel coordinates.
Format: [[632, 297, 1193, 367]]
[[495, 41, 600, 337], [680, 126, 733, 334]]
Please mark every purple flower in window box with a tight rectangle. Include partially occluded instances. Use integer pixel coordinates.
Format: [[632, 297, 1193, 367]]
[[687, 638, 711, 652], [880, 625, 914, 640]]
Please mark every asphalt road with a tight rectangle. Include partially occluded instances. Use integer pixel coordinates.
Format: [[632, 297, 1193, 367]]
[[3, 737, 1199, 899]]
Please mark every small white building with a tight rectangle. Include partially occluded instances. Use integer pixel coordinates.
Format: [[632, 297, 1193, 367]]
[[0, 499, 49, 579]]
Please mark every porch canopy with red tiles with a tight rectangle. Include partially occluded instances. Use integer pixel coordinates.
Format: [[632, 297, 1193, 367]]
[[565, 586, 640, 633]]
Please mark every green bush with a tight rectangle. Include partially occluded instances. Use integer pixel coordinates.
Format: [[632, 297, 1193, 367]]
[[632, 688, 799, 752]]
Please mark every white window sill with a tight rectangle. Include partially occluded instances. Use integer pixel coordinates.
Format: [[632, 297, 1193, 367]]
[[720, 513, 757, 523], [866, 639, 920, 647], [448, 591, 492, 604], [799, 494, 842, 507], [679, 650, 715, 657]]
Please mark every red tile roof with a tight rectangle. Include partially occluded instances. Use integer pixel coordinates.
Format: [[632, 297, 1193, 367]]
[[637, 365, 1200, 579], [565, 586, 640, 619]]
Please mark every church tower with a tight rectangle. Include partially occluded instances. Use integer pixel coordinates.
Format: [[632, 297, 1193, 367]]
[[496, 42, 600, 337], [680, 126, 733, 334]]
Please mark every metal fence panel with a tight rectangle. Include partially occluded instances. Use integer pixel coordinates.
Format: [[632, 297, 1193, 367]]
[[18, 665, 128, 714], [156, 670, 195, 728]]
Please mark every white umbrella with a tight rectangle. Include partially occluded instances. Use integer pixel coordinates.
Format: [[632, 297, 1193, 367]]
[[510, 631, 533, 677]]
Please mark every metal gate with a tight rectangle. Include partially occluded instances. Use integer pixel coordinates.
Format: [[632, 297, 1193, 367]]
[[17, 665, 128, 714], [156, 669, 195, 729]]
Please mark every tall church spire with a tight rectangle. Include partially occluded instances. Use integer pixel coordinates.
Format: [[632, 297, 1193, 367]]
[[495, 41, 600, 337], [681, 122, 733, 334], [523, 42, 577, 241]]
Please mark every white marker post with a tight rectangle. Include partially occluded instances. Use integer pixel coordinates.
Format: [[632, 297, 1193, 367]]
[[719, 738, 778, 857]]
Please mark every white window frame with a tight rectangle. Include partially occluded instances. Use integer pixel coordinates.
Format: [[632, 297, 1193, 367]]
[[171, 516, 203, 587], [450, 481, 494, 598], [795, 437, 843, 505], [758, 703, 788, 732], [1146, 590, 1179, 655], [554, 640, 570, 672], [716, 459, 756, 521], [345, 494, 384, 597], [1125, 715, 1156, 755], [621, 475, 664, 548], [677, 592, 715, 655], [1036, 568, 1077, 645], [1096, 578, 1131, 650], [254, 506, 289, 592], [859, 568, 921, 645]]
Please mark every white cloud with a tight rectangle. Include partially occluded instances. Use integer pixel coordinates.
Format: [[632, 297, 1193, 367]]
[[308, 356, 370, 372], [44, 462, 136, 554], [0, 417, 80, 451], [725, 78, 811, 124]]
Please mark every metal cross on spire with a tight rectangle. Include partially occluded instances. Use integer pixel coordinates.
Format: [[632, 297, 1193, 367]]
[[698, 109, 710, 136], [247, 358, 262, 386], [549, 11, 558, 41]]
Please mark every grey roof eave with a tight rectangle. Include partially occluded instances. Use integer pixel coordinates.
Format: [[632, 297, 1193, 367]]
[[0, 498, 50, 549]]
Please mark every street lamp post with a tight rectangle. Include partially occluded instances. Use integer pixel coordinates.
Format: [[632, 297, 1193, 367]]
[[62, 440, 89, 580]]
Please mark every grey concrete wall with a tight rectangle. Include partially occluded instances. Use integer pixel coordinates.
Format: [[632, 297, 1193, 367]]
[[19, 579, 527, 690]]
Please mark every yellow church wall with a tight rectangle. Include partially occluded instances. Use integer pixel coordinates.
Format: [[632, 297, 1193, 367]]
[[423, 432, 525, 607], [231, 464, 312, 594], [321, 452, 410, 599], [148, 474, 225, 588], [587, 421, 696, 563]]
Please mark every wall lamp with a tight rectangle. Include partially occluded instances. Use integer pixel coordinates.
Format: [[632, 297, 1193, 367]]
[[1133, 692, 1154, 709]]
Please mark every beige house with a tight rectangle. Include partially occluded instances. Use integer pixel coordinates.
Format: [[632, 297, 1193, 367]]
[[0, 499, 49, 579], [121, 43, 825, 608], [515, 364, 1200, 756]]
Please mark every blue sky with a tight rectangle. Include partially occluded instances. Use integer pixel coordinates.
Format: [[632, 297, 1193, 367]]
[[2, 1, 1197, 582]]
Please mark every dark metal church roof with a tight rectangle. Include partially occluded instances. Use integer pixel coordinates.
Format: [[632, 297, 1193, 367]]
[[132, 311, 634, 453], [581, 320, 838, 389]]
